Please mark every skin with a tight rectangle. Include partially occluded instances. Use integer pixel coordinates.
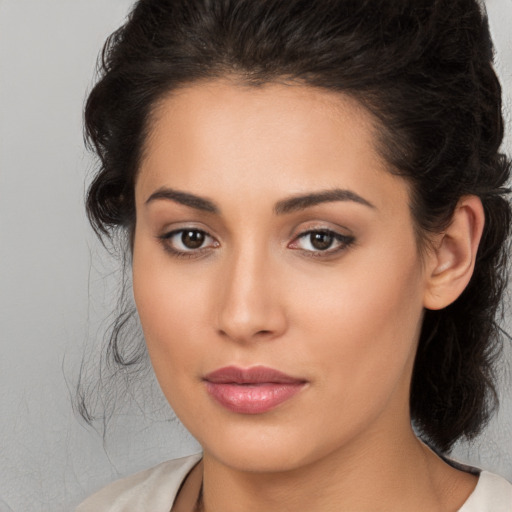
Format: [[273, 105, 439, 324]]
[[132, 81, 483, 511]]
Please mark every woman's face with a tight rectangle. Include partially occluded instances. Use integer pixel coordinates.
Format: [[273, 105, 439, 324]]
[[133, 81, 430, 472]]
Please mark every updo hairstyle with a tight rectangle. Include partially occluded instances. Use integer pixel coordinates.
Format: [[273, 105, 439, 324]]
[[82, 0, 511, 453]]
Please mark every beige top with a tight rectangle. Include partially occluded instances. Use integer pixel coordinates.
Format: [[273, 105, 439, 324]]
[[76, 453, 512, 512]]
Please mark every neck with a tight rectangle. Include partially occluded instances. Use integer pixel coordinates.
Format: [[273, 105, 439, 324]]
[[198, 422, 476, 512], [202, 426, 410, 512]]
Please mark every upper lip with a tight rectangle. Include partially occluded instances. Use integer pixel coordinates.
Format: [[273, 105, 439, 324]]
[[204, 365, 306, 384]]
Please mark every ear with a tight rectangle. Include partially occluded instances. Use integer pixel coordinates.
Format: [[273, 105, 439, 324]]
[[423, 196, 485, 311]]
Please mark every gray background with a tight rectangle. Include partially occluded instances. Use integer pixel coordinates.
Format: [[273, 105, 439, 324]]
[[0, 1, 511, 510]]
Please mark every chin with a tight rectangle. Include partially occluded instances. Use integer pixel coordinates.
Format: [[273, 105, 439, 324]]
[[207, 443, 312, 474], [197, 422, 341, 475]]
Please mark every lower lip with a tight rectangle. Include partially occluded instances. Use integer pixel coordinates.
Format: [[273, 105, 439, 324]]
[[204, 382, 305, 414]]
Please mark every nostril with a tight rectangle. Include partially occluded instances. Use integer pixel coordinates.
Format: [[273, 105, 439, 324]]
[[256, 330, 273, 336]]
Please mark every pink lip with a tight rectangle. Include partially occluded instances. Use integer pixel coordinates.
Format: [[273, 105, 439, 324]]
[[203, 366, 307, 414]]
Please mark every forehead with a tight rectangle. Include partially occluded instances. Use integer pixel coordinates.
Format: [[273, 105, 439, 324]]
[[143, 80, 377, 163], [136, 80, 408, 214]]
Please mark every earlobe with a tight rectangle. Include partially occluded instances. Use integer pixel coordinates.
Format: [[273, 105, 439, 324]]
[[423, 196, 485, 311]]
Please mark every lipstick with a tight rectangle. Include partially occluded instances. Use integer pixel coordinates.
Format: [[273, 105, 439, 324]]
[[203, 366, 307, 414]]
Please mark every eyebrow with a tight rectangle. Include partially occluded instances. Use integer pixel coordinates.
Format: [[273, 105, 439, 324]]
[[145, 187, 219, 213], [274, 189, 375, 215], [145, 187, 375, 215]]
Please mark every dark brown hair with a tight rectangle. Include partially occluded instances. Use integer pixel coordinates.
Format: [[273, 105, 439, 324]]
[[82, 0, 511, 452]]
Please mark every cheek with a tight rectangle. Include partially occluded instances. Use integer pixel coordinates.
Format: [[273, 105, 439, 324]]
[[134, 267, 204, 346], [132, 236, 208, 396], [293, 242, 425, 406]]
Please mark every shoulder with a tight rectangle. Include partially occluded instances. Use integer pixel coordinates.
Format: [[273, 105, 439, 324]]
[[459, 471, 512, 512], [75, 453, 202, 512]]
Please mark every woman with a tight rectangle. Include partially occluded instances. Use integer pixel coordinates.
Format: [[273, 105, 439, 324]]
[[76, 0, 512, 510]]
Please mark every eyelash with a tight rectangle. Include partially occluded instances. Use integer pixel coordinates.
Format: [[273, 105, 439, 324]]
[[158, 229, 218, 259], [289, 229, 355, 257], [157, 228, 355, 259]]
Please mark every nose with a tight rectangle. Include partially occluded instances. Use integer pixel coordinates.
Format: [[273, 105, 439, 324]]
[[215, 248, 288, 344]]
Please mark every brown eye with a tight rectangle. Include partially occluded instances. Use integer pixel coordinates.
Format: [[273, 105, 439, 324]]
[[289, 229, 355, 256], [181, 230, 206, 249], [160, 228, 218, 256], [309, 232, 334, 250]]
